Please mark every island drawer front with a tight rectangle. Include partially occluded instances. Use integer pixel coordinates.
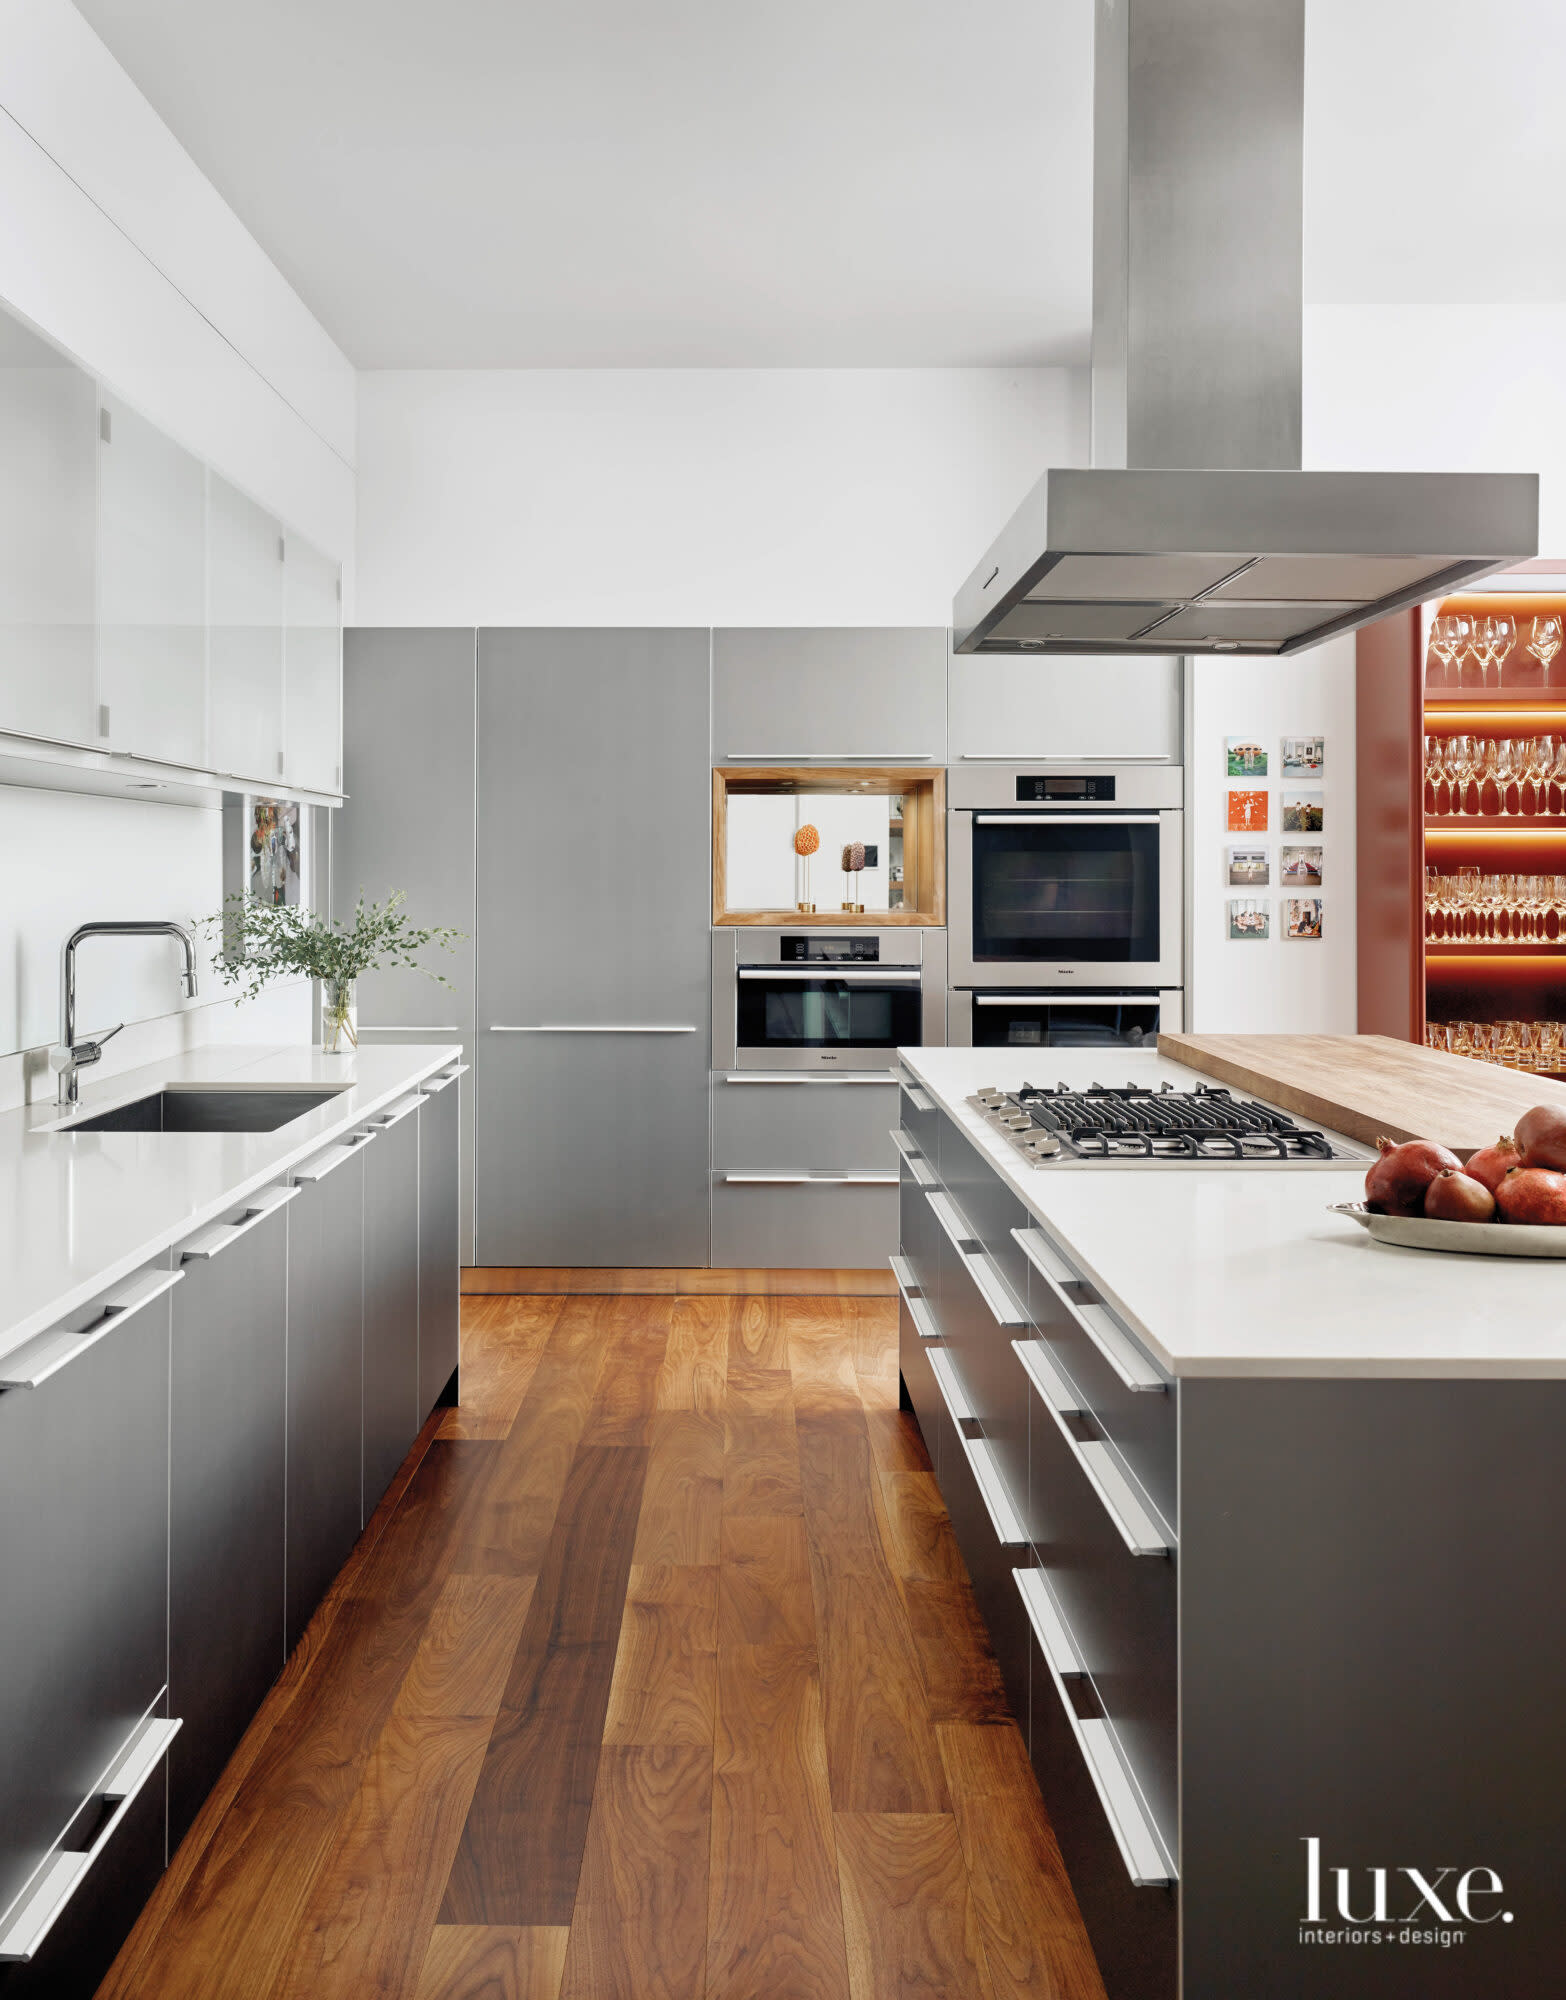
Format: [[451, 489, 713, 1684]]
[[1022, 1261, 1176, 1530], [898, 1072, 941, 1161], [712, 1074, 899, 1171], [712, 1175, 898, 1269], [937, 1113, 1034, 1308], [935, 1240, 1032, 1563], [0, 1266, 171, 1936], [898, 1163, 941, 1301], [895, 1291, 942, 1477], [1027, 1387, 1178, 1861], [932, 1384, 1032, 1743]]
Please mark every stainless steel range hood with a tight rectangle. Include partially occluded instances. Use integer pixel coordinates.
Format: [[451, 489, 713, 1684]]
[[953, 0, 1538, 658]]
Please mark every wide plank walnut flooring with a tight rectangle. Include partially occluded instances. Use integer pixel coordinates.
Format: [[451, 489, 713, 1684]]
[[97, 1288, 1104, 2000]]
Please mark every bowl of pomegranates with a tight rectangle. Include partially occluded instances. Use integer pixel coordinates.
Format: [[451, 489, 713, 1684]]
[[1332, 1106, 1566, 1255]]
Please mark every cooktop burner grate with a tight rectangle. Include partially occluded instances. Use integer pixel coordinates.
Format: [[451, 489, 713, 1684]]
[[974, 1079, 1339, 1164]]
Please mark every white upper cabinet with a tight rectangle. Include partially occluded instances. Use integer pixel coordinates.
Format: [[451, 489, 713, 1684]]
[[208, 473, 285, 784], [0, 313, 97, 747], [283, 536, 342, 794], [96, 393, 207, 768], [946, 647, 1184, 763], [711, 628, 947, 764]]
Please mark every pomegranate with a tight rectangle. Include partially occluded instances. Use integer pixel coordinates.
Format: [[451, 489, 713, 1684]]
[[1495, 1166, 1566, 1226], [1423, 1170, 1496, 1223], [1515, 1103, 1566, 1172], [1364, 1136, 1463, 1215], [1465, 1134, 1522, 1194]]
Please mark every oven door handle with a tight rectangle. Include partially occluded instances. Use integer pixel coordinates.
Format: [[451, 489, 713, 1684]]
[[972, 813, 1163, 826], [973, 994, 1160, 1007], [735, 967, 923, 982]]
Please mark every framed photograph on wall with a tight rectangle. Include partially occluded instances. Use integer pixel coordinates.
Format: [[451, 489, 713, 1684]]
[[223, 795, 306, 910], [1227, 846, 1269, 886], [1226, 737, 1268, 777], [1281, 843, 1322, 887], [1227, 789, 1269, 834], [1228, 899, 1271, 940], [1285, 897, 1323, 939], [1281, 735, 1325, 777], [1281, 788, 1323, 833]]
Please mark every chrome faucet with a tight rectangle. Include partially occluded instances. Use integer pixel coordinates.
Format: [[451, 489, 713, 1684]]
[[55, 921, 200, 1108]]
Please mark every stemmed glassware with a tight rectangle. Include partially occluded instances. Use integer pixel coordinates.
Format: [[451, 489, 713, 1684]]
[[1526, 615, 1562, 687], [1429, 613, 1463, 687]]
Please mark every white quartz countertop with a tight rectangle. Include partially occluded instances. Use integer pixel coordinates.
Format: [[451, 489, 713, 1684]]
[[0, 1041, 460, 1361], [901, 1045, 1566, 1380]]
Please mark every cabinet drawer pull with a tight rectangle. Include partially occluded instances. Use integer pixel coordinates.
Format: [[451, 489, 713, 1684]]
[[0, 1716, 182, 1962], [180, 1184, 299, 1260], [0, 1269, 185, 1390], [725, 751, 936, 763], [925, 1193, 1027, 1328], [721, 1172, 898, 1186], [926, 1347, 1027, 1546], [1013, 1568, 1174, 1888], [1012, 1228, 1165, 1392], [1013, 1340, 1170, 1557], [901, 1084, 935, 1112], [721, 1073, 893, 1085], [417, 1065, 469, 1093], [889, 1255, 939, 1343], [372, 1094, 425, 1127], [358, 1023, 464, 1032], [293, 1139, 366, 1183], [889, 1129, 936, 1186], [489, 1023, 697, 1034]]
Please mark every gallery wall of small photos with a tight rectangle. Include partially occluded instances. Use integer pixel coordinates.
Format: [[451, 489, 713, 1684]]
[[1224, 735, 1325, 943]]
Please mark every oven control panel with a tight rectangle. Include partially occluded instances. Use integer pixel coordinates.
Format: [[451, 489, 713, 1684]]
[[779, 935, 880, 962], [1016, 773, 1117, 802]]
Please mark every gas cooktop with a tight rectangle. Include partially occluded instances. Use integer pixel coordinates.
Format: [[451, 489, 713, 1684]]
[[968, 1079, 1364, 1168]]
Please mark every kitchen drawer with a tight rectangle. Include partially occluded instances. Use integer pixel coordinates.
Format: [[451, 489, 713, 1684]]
[[897, 1147, 941, 1301], [0, 1263, 173, 1935], [1022, 1348, 1177, 1862], [712, 1173, 897, 1269], [897, 1069, 941, 1163], [893, 1287, 941, 1477], [1014, 1223, 1175, 1527], [937, 1113, 1033, 1307], [711, 1073, 898, 1171]]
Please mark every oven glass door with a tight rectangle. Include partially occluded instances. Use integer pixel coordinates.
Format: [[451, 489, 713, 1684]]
[[736, 970, 923, 1051], [972, 993, 1163, 1050], [970, 814, 1161, 964]]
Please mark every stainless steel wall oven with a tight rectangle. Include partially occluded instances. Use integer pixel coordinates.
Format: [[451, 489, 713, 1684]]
[[712, 929, 946, 1070]]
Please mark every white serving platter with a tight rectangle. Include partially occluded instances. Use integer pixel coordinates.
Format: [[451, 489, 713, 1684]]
[[1330, 1202, 1566, 1259]]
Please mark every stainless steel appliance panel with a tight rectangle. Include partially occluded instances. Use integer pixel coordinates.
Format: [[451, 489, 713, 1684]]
[[947, 988, 1182, 1049], [711, 1174, 898, 1269], [715, 928, 945, 1071], [711, 1073, 898, 1172]]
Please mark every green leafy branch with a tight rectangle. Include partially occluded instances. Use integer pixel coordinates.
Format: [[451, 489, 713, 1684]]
[[195, 891, 463, 1004]]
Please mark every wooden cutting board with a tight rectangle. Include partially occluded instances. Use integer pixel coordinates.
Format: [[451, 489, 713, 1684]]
[[1158, 1032, 1566, 1159]]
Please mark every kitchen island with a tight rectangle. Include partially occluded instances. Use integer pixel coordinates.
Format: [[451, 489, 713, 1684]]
[[894, 1040, 1566, 2000], [0, 1041, 462, 1998]]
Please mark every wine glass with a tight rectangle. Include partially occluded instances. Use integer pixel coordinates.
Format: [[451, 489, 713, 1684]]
[[1446, 735, 1473, 816], [1430, 614, 1461, 688], [1527, 615, 1563, 688], [1491, 615, 1517, 689], [1481, 737, 1505, 817], [1526, 735, 1553, 817]]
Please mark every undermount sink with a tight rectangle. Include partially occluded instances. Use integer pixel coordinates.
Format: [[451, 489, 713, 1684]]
[[64, 1086, 347, 1134]]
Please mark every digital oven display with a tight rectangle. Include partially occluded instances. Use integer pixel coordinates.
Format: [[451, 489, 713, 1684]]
[[779, 935, 880, 962], [1016, 774, 1117, 802]]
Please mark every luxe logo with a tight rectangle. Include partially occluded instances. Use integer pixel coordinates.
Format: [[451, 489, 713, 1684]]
[[1302, 1837, 1514, 1929]]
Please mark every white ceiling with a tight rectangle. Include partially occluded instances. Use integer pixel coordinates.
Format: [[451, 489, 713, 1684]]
[[72, 0, 1566, 371]]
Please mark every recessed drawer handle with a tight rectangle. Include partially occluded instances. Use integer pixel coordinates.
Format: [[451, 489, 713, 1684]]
[[0, 1269, 185, 1391], [902, 1084, 934, 1112], [889, 1255, 939, 1343], [722, 1172, 898, 1186], [180, 1183, 299, 1261], [489, 1023, 697, 1034], [1013, 1569, 1174, 1888], [925, 1193, 1027, 1327], [417, 1064, 469, 1093], [1013, 1340, 1171, 1557], [924, 1347, 1028, 1547], [889, 1128, 936, 1187], [0, 1715, 183, 1962], [373, 1093, 425, 1127], [1012, 1228, 1166, 1393], [722, 1073, 894, 1085]]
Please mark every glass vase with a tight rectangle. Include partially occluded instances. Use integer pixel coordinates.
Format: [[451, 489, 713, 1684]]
[[320, 977, 358, 1054]]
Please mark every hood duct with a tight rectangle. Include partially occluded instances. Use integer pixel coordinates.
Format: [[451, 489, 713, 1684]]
[[953, 0, 1538, 657]]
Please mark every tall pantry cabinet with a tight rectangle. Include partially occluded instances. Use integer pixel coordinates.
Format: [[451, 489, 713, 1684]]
[[475, 630, 712, 1265]]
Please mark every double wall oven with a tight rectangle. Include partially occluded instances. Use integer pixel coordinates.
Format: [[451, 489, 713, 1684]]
[[948, 761, 1183, 1047], [712, 929, 946, 1071]]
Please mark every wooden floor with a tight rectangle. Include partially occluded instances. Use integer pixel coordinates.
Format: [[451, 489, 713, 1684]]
[[98, 1290, 1106, 2000]]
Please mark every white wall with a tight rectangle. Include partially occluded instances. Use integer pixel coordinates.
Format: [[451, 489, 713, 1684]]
[[0, 0, 352, 1100], [1185, 638, 1358, 1034], [355, 367, 1089, 626]]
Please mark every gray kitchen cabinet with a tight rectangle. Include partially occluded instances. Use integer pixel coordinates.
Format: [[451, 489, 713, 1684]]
[[361, 1101, 422, 1512], [0, 306, 98, 749], [167, 1192, 291, 1845], [0, 1266, 173, 1948], [712, 627, 947, 763], [282, 534, 343, 794], [96, 392, 207, 768], [476, 628, 711, 1266], [711, 1174, 898, 1269], [417, 1071, 461, 1417], [285, 1139, 367, 1653], [710, 1074, 899, 1172], [946, 646, 1182, 763], [207, 471, 285, 784], [337, 629, 477, 1261]]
